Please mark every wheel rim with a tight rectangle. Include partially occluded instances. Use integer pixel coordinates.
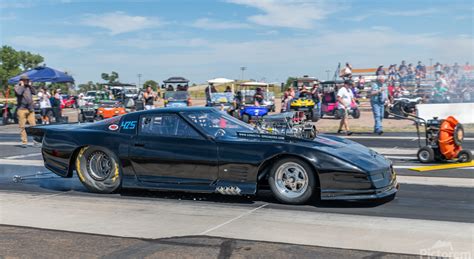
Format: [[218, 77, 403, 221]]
[[275, 162, 308, 198], [419, 150, 430, 161], [87, 151, 113, 181], [459, 153, 468, 162]]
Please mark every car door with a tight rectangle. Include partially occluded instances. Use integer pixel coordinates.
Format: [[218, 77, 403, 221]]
[[129, 113, 218, 185]]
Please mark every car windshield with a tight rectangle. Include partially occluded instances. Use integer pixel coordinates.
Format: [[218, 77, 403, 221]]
[[239, 90, 274, 104], [86, 92, 96, 97], [165, 91, 189, 100], [210, 92, 234, 103], [184, 110, 255, 137]]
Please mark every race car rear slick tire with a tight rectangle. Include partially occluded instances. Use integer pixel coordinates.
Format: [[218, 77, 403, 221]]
[[75, 146, 122, 194], [417, 146, 435, 163], [457, 150, 472, 163], [268, 158, 317, 205]]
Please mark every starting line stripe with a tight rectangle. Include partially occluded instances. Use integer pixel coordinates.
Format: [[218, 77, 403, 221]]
[[409, 161, 474, 172]]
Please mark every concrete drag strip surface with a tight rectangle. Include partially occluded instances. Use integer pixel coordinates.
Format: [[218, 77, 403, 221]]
[[0, 191, 472, 257], [0, 225, 418, 259]]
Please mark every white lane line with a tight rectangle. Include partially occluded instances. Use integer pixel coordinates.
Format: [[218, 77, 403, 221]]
[[371, 147, 418, 155], [200, 203, 268, 235], [2, 153, 42, 160], [0, 142, 33, 146], [0, 159, 44, 166], [344, 136, 474, 141], [397, 175, 474, 188], [385, 155, 417, 160]]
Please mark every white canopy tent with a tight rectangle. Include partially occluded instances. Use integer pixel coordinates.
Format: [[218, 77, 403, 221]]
[[207, 77, 235, 92], [207, 78, 234, 84]]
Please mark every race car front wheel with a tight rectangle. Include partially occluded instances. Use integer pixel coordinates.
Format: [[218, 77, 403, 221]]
[[75, 146, 122, 193], [268, 158, 317, 205]]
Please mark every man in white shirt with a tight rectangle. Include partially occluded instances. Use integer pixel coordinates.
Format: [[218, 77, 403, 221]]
[[336, 80, 355, 135]]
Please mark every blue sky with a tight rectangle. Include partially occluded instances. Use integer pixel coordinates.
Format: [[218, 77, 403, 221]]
[[1, 0, 473, 85]]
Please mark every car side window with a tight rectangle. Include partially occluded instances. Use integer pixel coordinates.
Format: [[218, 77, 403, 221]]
[[140, 114, 202, 139]]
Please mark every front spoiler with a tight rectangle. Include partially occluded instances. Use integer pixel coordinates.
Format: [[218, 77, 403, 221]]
[[320, 180, 399, 200]]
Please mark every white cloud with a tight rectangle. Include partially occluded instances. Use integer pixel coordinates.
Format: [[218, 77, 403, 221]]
[[9, 35, 94, 49], [0, 1, 35, 9], [257, 30, 279, 36], [227, 0, 337, 29], [81, 11, 163, 35], [348, 8, 438, 22], [379, 8, 438, 17], [117, 37, 209, 49], [0, 12, 16, 21], [191, 18, 250, 30]]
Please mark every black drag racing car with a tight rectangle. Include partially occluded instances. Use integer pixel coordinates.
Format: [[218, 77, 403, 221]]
[[27, 107, 398, 204]]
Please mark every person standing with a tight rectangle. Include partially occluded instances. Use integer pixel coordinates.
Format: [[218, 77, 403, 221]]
[[51, 89, 62, 123], [14, 75, 37, 148], [37, 87, 52, 124], [336, 80, 354, 135], [340, 62, 352, 79], [375, 65, 386, 76], [369, 75, 388, 135], [143, 86, 156, 110], [205, 83, 217, 106]]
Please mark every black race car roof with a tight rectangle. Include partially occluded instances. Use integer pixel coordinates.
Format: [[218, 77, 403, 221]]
[[132, 106, 216, 116]]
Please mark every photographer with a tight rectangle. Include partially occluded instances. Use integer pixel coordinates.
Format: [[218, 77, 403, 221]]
[[14, 75, 37, 148]]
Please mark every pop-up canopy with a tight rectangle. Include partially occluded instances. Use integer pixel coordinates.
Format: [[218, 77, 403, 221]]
[[8, 66, 74, 84]]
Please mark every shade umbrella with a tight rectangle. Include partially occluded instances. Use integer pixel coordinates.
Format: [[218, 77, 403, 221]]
[[8, 66, 74, 84]]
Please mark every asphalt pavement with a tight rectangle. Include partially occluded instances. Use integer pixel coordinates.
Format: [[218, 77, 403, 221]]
[[0, 125, 473, 258]]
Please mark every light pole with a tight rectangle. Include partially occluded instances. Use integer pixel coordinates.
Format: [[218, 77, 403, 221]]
[[137, 73, 142, 88], [325, 70, 330, 80], [240, 66, 246, 81]]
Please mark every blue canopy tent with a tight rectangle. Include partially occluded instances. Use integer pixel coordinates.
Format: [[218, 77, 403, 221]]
[[8, 66, 74, 84]]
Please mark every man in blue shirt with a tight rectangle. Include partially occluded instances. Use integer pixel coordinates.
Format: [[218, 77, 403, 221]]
[[369, 76, 388, 135]]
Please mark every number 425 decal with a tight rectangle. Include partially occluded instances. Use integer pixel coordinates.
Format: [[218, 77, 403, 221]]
[[121, 121, 137, 129]]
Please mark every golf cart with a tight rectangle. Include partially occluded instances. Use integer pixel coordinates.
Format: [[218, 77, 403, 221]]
[[163, 77, 191, 108], [78, 102, 97, 123], [320, 81, 360, 119], [79, 91, 110, 122], [235, 82, 275, 123], [288, 76, 320, 122], [83, 91, 109, 103], [205, 78, 236, 114]]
